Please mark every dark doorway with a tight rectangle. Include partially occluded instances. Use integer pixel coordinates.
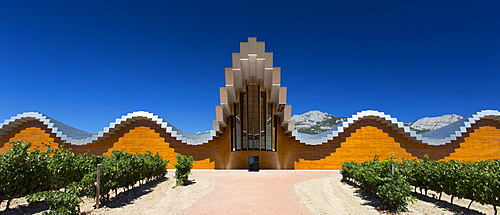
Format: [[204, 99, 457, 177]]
[[248, 156, 259, 172]]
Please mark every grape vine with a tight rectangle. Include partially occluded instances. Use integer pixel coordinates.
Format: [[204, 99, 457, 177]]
[[341, 154, 414, 212], [400, 157, 500, 214], [0, 140, 169, 214], [342, 154, 500, 214]]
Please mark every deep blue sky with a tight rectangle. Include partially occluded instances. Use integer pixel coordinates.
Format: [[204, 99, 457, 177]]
[[1, 1, 499, 133]]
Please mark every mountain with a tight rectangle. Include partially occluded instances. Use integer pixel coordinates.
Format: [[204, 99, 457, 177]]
[[292, 110, 463, 134], [292, 110, 345, 134], [405, 114, 464, 133]]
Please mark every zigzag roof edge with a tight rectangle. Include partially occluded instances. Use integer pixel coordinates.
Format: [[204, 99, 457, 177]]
[[0, 111, 217, 146], [3, 110, 499, 147], [291, 110, 500, 146]]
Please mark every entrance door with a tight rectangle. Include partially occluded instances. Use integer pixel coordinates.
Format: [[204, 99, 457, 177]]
[[248, 156, 259, 171]]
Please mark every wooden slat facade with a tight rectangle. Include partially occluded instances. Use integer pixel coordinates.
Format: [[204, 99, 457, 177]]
[[2, 118, 499, 169]]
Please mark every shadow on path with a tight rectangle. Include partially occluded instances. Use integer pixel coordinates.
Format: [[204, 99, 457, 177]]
[[102, 176, 168, 209], [341, 178, 488, 215], [341, 178, 384, 209], [0, 201, 49, 215], [411, 192, 486, 215]]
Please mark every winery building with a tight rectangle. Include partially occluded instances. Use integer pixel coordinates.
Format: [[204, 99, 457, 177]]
[[1, 38, 499, 169]]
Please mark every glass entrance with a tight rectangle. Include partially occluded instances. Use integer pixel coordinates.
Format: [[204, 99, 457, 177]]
[[231, 84, 276, 151], [248, 156, 259, 171]]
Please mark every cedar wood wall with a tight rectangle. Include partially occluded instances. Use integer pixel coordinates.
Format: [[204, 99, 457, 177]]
[[1, 119, 499, 169]]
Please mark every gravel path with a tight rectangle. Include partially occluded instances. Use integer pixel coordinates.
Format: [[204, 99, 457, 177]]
[[180, 171, 333, 215], [295, 176, 379, 215]]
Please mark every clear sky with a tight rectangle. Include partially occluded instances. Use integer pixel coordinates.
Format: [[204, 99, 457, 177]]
[[1, 1, 499, 134]]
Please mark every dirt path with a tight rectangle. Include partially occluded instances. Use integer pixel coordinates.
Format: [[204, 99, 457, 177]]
[[295, 176, 379, 215], [180, 171, 332, 215]]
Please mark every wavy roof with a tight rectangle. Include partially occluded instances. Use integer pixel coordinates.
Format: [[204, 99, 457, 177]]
[[1, 110, 499, 146], [292, 110, 500, 146], [0, 111, 215, 145]]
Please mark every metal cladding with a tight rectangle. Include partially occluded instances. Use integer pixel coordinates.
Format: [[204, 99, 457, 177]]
[[216, 37, 292, 134], [1, 110, 499, 147], [0, 111, 216, 146]]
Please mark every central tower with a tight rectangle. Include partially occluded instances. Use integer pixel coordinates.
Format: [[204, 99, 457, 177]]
[[214, 37, 293, 152]]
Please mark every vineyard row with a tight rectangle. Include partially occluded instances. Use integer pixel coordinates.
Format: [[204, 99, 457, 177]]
[[0, 140, 169, 214], [341, 155, 500, 214]]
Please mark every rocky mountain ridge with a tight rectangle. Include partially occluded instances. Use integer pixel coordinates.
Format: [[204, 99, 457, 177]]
[[292, 110, 346, 134], [292, 110, 463, 134], [404, 114, 463, 133]]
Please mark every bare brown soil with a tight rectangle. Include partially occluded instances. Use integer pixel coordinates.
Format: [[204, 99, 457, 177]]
[[0, 171, 496, 215]]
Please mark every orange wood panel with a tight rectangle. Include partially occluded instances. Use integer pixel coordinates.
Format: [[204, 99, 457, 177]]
[[103, 126, 177, 163], [67, 120, 220, 169], [0, 127, 58, 153], [225, 151, 280, 169], [440, 126, 500, 161], [190, 158, 215, 169], [102, 126, 214, 169], [294, 126, 417, 169]]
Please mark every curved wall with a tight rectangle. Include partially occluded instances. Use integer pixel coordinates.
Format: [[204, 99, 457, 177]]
[[1, 112, 499, 169], [0, 121, 58, 153]]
